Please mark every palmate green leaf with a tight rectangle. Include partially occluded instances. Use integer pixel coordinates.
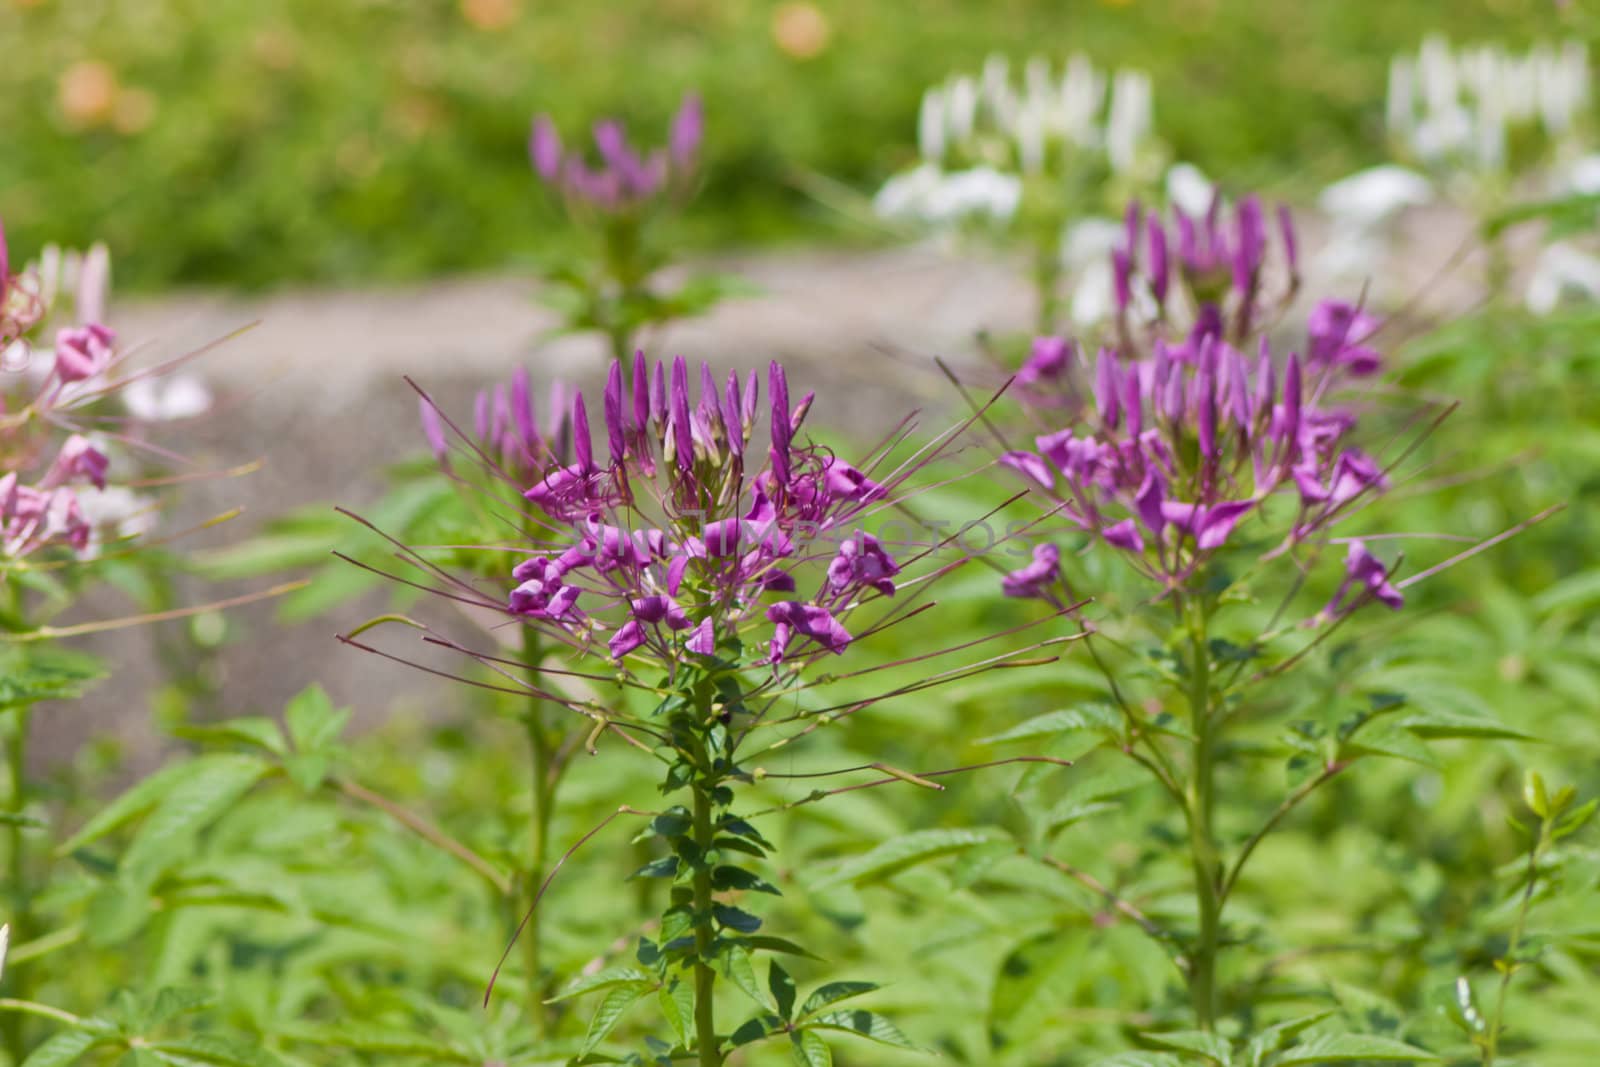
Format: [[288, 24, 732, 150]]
[[84, 879, 153, 945], [799, 982, 877, 1018], [580, 981, 653, 1056], [56, 757, 222, 856], [989, 930, 1079, 1049], [1532, 568, 1600, 617], [283, 1025, 479, 1061], [284, 685, 350, 755], [811, 827, 1008, 890], [1271, 1033, 1438, 1064], [1242, 1011, 1335, 1067], [808, 1010, 918, 1051], [145, 1036, 288, 1067], [20, 1027, 110, 1067], [789, 1029, 832, 1067], [0, 645, 104, 710], [1143, 1029, 1232, 1064], [549, 967, 654, 1002], [144, 987, 215, 1029], [121, 754, 271, 887]]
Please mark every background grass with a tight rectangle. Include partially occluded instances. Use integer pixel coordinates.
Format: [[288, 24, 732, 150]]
[[0, 0, 1573, 291]]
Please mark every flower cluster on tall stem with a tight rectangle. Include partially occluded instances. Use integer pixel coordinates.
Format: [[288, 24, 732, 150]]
[[350, 353, 1070, 1062], [525, 94, 737, 366], [980, 195, 1476, 1034]]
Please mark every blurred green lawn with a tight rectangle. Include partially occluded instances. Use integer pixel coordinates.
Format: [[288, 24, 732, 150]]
[[0, 0, 1566, 290]]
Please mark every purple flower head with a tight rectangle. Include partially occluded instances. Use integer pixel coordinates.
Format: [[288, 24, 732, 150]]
[[603, 361, 626, 462], [670, 93, 704, 172], [1016, 336, 1072, 389], [1003, 543, 1061, 600], [529, 116, 562, 181], [1307, 300, 1382, 377], [529, 92, 705, 215], [827, 532, 900, 597], [1323, 540, 1404, 618]]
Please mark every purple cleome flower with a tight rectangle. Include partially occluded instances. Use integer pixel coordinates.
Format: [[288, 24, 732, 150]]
[[528, 94, 703, 215], [1000, 197, 1402, 610], [424, 354, 923, 669]]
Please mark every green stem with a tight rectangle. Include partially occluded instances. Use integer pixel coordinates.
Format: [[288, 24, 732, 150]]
[[520, 630, 555, 1036], [1184, 605, 1222, 1031], [1032, 239, 1063, 335], [3, 708, 31, 1064], [1483, 819, 1548, 1066], [690, 777, 720, 1067]]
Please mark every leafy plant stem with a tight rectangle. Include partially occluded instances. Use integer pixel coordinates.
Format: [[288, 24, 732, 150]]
[[1483, 814, 1550, 1066], [1183, 600, 1222, 1031], [2, 706, 31, 1064], [691, 765, 721, 1067], [521, 627, 556, 1036]]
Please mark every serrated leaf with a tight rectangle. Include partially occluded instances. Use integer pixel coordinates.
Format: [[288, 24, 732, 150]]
[[121, 754, 270, 887], [799, 982, 877, 1018], [145, 987, 215, 1028], [284, 685, 350, 755], [658, 977, 694, 1048], [1343, 727, 1438, 768], [1273, 1033, 1438, 1064], [21, 1029, 106, 1067], [790, 1029, 832, 1067], [1243, 1011, 1335, 1067], [730, 1014, 783, 1049], [1143, 1029, 1232, 1063], [812, 827, 1007, 890], [990, 929, 1080, 1049], [0, 646, 104, 710], [982, 705, 1121, 746], [1399, 709, 1537, 742], [84, 880, 152, 946], [281, 1025, 476, 1061], [713, 904, 762, 934], [628, 856, 679, 881], [808, 1010, 918, 1050], [146, 1036, 287, 1067], [171, 718, 286, 757], [549, 967, 654, 1002], [56, 757, 218, 856], [712, 866, 779, 895], [744, 935, 823, 960], [718, 942, 773, 1010], [580, 982, 652, 1055], [769, 962, 797, 1020]]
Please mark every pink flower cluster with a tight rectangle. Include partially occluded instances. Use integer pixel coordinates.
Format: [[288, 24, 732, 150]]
[[529, 94, 703, 214], [0, 223, 125, 561], [429, 354, 911, 669], [1001, 197, 1403, 620]]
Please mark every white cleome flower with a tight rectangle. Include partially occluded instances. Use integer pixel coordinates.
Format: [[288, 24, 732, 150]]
[[122, 373, 213, 421], [1526, 242, 1600, 314], [1319, 166, 1434, 228]]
